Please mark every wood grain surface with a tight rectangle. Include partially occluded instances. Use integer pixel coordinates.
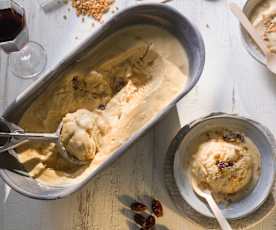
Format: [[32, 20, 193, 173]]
[[1, 0, 276, 229]]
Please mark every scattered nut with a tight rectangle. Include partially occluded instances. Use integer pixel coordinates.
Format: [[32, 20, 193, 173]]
[[71, 0, 114, 21]]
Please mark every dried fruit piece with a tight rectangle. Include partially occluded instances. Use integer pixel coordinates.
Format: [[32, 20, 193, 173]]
[[217, 161, 234, 170], [134, 214, 155, 229], [113, 77, 126, 92], [144, 215, 156, 229], [131, 202, 147, 212], [134, 214, 146, 226], [98, 104, 106, 110], [223, 131, 245, 143], [152, 199, 163, 217], [72, 75, 81, 90]]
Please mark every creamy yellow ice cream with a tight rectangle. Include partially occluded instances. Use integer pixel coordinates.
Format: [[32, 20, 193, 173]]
[[16, 25, 189, 186], [61, 109, 101, 161], [251, 0, 276, 53], [192, 130, 261, 202]]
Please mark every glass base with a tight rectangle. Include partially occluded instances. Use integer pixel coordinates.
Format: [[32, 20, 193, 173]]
[[8, 41, 47, 79]]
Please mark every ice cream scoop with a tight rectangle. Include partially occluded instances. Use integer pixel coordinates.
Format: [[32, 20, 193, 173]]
[[60, 109, 101, 162], [0, 117, 87, 165]]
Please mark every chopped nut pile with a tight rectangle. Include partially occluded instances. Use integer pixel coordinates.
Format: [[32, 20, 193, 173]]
[[71, 0, 114, 21]]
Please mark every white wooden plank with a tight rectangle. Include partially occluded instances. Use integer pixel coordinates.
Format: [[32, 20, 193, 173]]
[[1, 0, 276, 229]]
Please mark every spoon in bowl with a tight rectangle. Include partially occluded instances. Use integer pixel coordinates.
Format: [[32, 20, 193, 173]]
[[229, 2, 276, 74], [191, 178, 233, 230], [0, 117, 87, 165]]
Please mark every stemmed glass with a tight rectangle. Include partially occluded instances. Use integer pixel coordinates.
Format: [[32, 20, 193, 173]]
[[0, 0, 47, 79]]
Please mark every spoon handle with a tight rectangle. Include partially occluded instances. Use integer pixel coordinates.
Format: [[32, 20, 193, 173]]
[[229, 2, 270, 56], [205, 195, 233, 230]]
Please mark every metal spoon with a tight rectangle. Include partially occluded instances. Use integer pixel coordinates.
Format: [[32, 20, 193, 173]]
[[0, 117, 87, 165], [229, 3, 276, 74], [191, 178, 233, 230]]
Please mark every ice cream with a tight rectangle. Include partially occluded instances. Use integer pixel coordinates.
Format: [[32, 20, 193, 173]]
[[251, 0, 276, 53], [61, 109, 101, 161], [191, 130, 261, 202], [16, 25, 189, 186]]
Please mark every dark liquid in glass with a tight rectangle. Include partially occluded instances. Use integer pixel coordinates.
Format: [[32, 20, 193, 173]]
[[0, 8, 24, 43], [0, 121, 9, 147]]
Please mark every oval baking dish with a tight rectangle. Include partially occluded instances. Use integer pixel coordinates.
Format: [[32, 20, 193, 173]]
[[0, 3, 205, 200]]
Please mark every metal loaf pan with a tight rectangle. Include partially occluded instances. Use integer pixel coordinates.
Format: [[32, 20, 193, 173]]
[[0, 3, 205, 200]]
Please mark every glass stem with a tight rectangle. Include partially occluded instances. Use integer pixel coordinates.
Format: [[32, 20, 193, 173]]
[[0, 50, 9, 112]]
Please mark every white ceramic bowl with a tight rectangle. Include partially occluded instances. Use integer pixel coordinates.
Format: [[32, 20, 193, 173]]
[[173, 113, 276, 219]]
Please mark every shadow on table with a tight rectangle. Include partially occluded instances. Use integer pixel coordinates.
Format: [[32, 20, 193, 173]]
[[0, 152, 29, 176]]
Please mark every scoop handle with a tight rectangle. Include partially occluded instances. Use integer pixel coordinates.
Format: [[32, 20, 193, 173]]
[[0, 132, 58, 142], [229, 2, 269, 56]]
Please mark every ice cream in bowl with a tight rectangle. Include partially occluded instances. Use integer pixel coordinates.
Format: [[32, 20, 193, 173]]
[[172, 113, 276, 219], [240, 0, 276, 64], [191, 129, 260, 204]]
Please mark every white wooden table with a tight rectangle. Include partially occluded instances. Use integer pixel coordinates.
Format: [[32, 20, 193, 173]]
[[1, 0, 276, 229]]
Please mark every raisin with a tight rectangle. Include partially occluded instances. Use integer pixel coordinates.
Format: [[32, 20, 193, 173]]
[[134, 214, 146, 226], [113, 78, 126, 92], [152, 199, 163, 217], [72, 76, 81, 90], [217, 161, 234, 169], [228, 161, 234, 167], [223, 131, 245, 143], [131, 202, 147, 212], [134, 214, 155, 229], [144, 215, 156, 229], [98, 104, 106, 110], [217, 161, 227, 169]]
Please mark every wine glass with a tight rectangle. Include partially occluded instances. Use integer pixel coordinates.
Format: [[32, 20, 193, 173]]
[[0, 0, 47, 79]]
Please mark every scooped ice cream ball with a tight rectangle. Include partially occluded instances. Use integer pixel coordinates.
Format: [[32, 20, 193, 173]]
[[192, 139, 253, 194], [61, 109, 101, 161]]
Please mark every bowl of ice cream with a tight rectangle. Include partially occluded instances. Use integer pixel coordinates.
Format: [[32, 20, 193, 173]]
[[240, 0, 276, 65], [173, 113, 276, 219]]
